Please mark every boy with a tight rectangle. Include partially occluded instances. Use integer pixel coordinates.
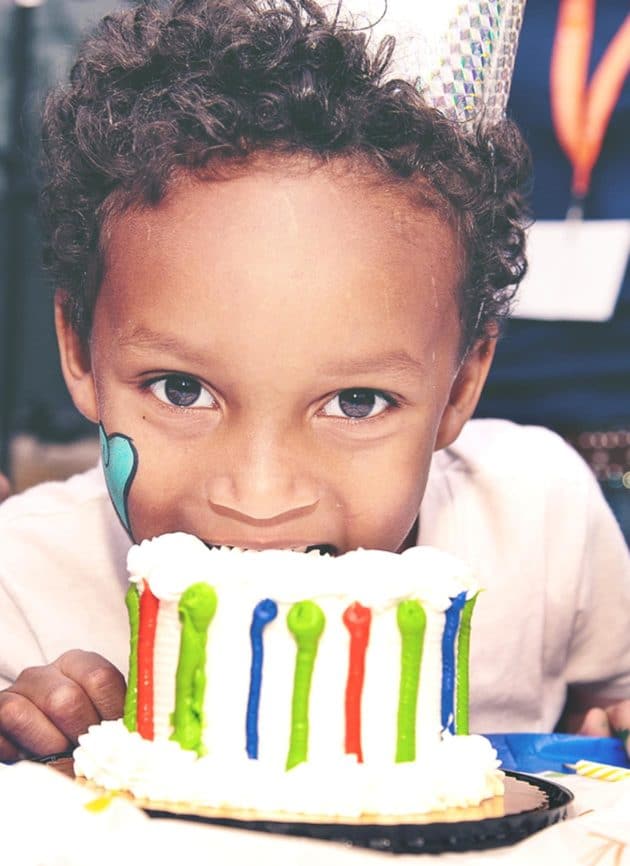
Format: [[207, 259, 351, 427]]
[[1, 0, 629, 762]]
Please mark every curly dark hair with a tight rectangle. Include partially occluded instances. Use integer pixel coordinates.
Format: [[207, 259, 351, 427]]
[[41, 0, 531, 349]]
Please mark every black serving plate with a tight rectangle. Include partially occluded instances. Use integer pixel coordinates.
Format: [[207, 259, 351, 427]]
[[142, 771, 573, 855]]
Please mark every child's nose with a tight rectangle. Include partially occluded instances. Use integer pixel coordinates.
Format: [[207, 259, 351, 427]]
[[205, 428, 320, 522]]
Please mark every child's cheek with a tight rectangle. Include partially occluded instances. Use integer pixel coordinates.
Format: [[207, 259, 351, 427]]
[[99, 422, 138, 539]]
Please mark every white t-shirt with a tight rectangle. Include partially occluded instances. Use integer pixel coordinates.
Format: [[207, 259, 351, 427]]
[[1, 418, 629, 734]]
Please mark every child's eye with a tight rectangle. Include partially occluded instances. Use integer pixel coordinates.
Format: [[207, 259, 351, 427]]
[[148, 375, 217, 409], [320, 388, 397, 420]]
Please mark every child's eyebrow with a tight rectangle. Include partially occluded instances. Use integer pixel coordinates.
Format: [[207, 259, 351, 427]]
[[117, 327, 209, 366], [320, 351, 426, 379], [121, 327, 179, 351]]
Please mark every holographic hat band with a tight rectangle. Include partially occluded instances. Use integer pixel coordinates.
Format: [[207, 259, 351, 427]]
[[339, 0, 527, 128]]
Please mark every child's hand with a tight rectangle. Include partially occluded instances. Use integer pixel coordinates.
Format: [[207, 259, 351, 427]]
[[566, 699, 630, 757], [0, 651, 125, 763]]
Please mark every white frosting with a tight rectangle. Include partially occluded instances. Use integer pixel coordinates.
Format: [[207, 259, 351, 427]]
[[79, 534, 496, 818], [74, 721, 503, 818], [127, 533, 210, 601], [126, 534, 478, 609]]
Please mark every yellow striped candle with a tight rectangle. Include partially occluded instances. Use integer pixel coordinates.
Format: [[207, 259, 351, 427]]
[[569, 759, 630, 781]]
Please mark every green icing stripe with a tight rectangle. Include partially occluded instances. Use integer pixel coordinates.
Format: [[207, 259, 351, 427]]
[[170, 583, 217, 755], [286, 600, 325, 770], [396, 600, 426, 763], [455, 593, 478, 735], [123, 585, 140, 732]]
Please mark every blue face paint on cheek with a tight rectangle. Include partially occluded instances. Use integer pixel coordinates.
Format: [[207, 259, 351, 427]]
[[99, 423, 138, 538]]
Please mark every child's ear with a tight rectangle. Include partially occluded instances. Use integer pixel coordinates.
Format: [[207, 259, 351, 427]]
[[54, 290, 99, 423], [435, 336, 496, 451]]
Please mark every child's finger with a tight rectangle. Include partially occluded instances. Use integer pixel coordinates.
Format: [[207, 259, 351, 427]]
[[6, 664, 101, 744], [605, 700, 630, 754], [55, 651, 126, 721], [0, 691, 72, 757], [575, 706, 613, 738], [0, 473, 10, 503], [0, 730, 22, 763]]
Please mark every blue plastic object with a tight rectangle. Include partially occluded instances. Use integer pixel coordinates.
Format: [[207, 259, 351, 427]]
[[485, 733, 630, 774]]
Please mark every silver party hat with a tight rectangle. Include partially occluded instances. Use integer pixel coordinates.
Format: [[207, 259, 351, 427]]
[[339, 0, 527, 128]]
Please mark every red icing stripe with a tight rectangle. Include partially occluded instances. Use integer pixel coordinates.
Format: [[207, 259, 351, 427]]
[[137, 584, 159, 740], [343, 602, 372, 763]]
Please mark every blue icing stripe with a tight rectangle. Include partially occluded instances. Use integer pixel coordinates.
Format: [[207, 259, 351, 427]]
[[246, 599, 278, 759], [99, 423, 138, 536], [441, 591, 467, 734]]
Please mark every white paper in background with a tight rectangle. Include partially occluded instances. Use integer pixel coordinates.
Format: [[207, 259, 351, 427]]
[[512, 220, 630, 322]]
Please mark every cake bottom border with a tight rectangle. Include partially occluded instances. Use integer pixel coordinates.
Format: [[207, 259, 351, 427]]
[[43, 757, 573, 855], [138, 772, 572, 853]]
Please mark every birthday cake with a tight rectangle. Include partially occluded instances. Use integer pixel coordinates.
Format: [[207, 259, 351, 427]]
[[74, 533, 503, 819]]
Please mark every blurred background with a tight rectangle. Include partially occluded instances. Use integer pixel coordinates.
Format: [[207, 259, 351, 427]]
[[0, 0, 130, 491], [0, 0, 628, 541]]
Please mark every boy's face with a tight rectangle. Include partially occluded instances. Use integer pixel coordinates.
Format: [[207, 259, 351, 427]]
[[58, 162, 493, 553]]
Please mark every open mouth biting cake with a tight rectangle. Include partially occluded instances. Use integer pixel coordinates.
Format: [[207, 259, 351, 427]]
[[74, 533, 503, 820]]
